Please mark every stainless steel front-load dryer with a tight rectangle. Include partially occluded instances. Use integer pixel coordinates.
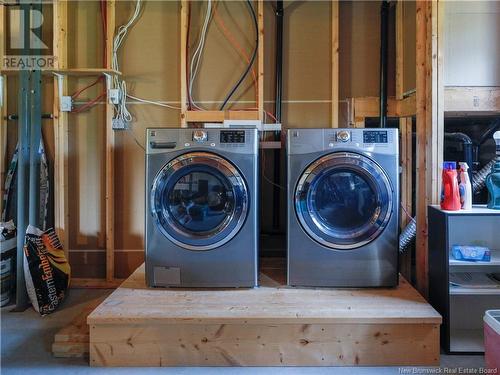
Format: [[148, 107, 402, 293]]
[[145, 128, 258, 288], [287, 128, 399, 287]]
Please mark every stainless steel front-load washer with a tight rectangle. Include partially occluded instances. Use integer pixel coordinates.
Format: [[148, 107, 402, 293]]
[[287, 128, 399, 287], [145, 128, 258, 288]]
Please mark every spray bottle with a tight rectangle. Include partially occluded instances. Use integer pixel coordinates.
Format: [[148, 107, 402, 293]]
[[459, 162, 472, 210], [441, 161, 461, 211], [486, 131, 500, 210]]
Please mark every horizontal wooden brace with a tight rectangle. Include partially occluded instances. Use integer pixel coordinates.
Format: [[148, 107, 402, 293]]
[[71, 278, 124, 289], [183, 110, 260, 123]]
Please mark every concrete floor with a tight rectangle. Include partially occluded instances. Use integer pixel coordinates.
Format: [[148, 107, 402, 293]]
[[1, 289, 485, 375]]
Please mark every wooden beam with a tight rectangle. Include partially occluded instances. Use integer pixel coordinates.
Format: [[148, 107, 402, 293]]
[[396, 1, 404, 100], [0, 4, 6, 216], [444, 86, 500, 114], [352, 96, 417, 121], [184, 110, 260, 123], [331, 0, 339, 128], [53, 0, 70, 253], [415, 0, 444, 298], [396, 0, 413, 282], [351, 86, 500, 122], [180, 0, 188, 127], [257, 0, 264, 122], [71, 278, 124, 289], [105, 0, 116, 282]]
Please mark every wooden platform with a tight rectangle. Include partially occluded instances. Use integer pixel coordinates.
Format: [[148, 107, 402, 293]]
[[88, 260, 441, 367]]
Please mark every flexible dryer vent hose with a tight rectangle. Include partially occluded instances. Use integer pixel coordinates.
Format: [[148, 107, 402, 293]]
[[399, 159, 495, 253]]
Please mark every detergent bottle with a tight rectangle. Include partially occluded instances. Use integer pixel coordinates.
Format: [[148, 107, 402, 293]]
[[459, 162, 472, 210], [486, 131, 500, 210], [441, 161, 461, 211]]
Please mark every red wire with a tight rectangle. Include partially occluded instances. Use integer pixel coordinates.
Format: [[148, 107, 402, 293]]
[[72, 92, 106, 113], [71, 0, 107, 101], [71, 77, 103, 99], [213, 2, 258, 106]]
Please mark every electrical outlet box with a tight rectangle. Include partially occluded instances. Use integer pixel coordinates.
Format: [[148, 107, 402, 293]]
[[108, 89, 120, 105], [60, 96, 72, 112], [112, 118, 128, 130]]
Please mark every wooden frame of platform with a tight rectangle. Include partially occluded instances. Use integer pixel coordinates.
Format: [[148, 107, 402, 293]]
[[88, 262, 441, 367]]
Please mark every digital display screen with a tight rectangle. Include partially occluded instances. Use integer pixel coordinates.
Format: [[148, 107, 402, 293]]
[[363, 130, 388, 144], [220, 130, 245, 143]]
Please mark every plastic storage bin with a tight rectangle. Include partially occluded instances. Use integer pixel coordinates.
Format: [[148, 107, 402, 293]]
[[484, 310, 500, 369], [0, 237, 16, 307]]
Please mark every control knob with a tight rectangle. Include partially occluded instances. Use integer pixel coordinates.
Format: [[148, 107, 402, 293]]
[[337, 130, 350, 142], [193, 130, 208, 143]]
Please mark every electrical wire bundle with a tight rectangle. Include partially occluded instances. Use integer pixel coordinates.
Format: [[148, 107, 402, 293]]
[[111, 0, 143, 124], [188, 0, 212, 110], [187, 0, 259, 112], [71, 0, 107, 113], [219, 0, 258, 110]]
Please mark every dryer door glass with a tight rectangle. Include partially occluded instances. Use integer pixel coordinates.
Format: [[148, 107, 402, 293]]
[[167, 170, 234, 233], [151, 152, 248, 251], [295, 152, 393, 250]]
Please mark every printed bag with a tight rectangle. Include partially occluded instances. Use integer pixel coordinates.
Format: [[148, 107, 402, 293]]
[[23, 225, 70, 315]]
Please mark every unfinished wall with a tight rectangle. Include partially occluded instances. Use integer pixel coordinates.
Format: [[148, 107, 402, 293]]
[[444, 1, 500, 86], [5, 0, 415, 279]]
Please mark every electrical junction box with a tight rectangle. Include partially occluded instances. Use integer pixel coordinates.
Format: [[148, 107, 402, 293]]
[[108, 89, 120, 105], [112, 118, 128, 130], [60, 96, 72, 112]]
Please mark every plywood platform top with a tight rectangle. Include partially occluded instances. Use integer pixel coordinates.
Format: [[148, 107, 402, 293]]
[[88, 260, 441, 325]]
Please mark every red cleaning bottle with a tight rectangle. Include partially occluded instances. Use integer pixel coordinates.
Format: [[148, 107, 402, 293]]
[[441, 161, 461, 210]]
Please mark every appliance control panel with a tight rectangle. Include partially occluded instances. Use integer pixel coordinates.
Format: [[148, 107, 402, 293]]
[[146, 128, 257, 154], [220, 130, 246, 143], [288, 128, 398, 156], [363, 130, 388, 144]]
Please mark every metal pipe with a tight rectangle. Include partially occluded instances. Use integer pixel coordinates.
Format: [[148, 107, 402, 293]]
[[273, 0, 284, 231], [5, 114, 53, 120], [29, 0, 43, 228], [14, 2, 32, 311], [379, 0, 390, 128], [29, 70, 42, 227]]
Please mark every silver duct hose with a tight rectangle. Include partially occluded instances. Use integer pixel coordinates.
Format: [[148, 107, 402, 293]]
[[399, 159, 495, 253], [399, 217, 416, 253], [472, 159, 495, 192]]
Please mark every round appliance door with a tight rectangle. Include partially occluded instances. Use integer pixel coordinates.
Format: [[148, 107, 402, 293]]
[[151, 152, 249, 251], [295, 152, 393, 250]]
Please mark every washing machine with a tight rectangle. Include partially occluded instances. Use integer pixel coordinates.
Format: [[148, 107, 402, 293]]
[[287, 128, 399, 287], [145, 128, 258, 288]]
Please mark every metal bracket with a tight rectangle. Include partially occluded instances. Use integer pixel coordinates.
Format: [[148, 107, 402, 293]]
[[53, 73, 72, 112], [0, 75, 4, 108], [103, 72, 113, 104]]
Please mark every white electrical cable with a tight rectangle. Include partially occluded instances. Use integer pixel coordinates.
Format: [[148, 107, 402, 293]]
[[111, 0, 181, 122], [126, 94, 181, 110], [188, 0, 212, 110], [112, 0, 142, 123]]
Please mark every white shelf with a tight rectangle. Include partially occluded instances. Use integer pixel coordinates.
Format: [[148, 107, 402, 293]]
[[450, 328, 484, 352]]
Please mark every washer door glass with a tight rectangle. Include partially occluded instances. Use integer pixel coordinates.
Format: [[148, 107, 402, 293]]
[[151, 152, 248, 251], [295, 152, 393, 250]]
